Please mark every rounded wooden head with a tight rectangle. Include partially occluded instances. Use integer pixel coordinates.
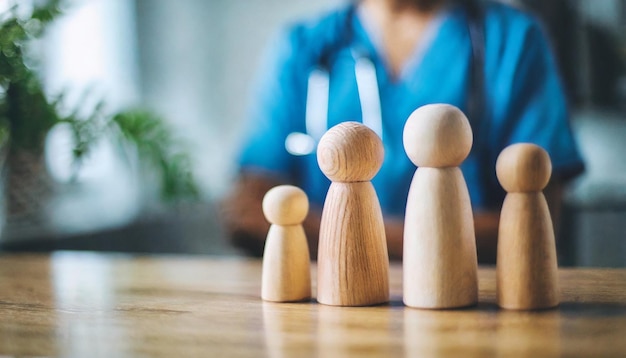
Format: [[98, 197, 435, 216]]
[[403, 104, 473, 168], [496, 143, 552, 192], [262, 185, 309, 225], [317, 122, 384, 182]]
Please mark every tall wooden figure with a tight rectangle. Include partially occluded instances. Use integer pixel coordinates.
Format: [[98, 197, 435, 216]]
[[317, 122, 389, 306], [496, 143, 559, 310], [261, 185, 311, 302], [403, 104, 478, 309]]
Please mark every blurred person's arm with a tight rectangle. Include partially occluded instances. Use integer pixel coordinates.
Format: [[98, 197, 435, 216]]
[[217, 174, 404, 260], [219, 173, 279, 256], [477, 6, 584, 262], [221, 172, 565, 263], [221, 24, 307, 255], [219, 172, 322, 258]]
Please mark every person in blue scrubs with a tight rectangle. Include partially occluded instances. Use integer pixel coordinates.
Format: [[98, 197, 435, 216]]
[[221, 0, 585, 263]]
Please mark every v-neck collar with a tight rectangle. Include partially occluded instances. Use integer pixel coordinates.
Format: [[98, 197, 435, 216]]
[[353, 4, 453, 84]]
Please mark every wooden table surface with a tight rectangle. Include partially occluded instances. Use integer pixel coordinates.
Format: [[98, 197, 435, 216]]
[[1, 253, 625, 357]]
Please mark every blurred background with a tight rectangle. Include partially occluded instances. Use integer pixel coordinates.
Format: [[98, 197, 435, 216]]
[[0, 0, 625, 267]]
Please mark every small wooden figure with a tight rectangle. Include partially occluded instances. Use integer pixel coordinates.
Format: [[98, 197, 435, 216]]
[[316, 122, 389, 306], [402, 104, 478, 309], [261, 185, 311, 302], [496, 143, 559, 310]]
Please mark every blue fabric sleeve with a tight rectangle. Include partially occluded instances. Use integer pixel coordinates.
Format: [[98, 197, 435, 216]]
[[487, 13, 585, 181], [237, 28, 304, 179]]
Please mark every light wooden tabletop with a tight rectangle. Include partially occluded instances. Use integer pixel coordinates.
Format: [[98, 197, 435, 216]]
[[0, 252, 625, 357]]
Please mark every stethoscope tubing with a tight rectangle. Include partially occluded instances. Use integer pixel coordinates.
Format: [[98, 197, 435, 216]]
[[285, 53, 383, 156]]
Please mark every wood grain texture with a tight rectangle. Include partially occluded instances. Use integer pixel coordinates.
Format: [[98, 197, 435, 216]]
[[317, 182, 390, 306], [0, 253, 626, 357], [403, 167, 478, 308], [316, 121, 389, 306], [317, 121, 384, 182]]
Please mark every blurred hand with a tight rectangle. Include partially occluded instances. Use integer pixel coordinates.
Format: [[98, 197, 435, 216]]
[[219, 173, 283, 256]]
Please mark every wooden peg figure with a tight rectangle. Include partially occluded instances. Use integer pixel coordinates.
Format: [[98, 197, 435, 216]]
[[496, 143, 559, 310], [317, 122, 389, 306], [261, 185, 311, 302], [403, 104, 478, 309]]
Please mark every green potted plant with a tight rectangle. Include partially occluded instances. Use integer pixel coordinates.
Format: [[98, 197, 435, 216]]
[[0, 0, 198, 225]]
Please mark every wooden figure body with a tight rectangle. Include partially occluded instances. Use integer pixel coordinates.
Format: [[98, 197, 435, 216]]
[[316, 122, 389, 306], [261, 185, 311, 302], [496, 143, 559, 310], [402, 104, 478, 309]]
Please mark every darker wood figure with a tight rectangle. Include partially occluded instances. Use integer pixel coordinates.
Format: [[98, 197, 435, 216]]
[[496, 143, 559, 310]]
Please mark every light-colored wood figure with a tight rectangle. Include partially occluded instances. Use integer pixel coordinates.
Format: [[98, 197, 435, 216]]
[[261, 185, 311, 302], [316, 122, 389, 306], [496, 143, 559, 310], [402, 104, 478, 309]]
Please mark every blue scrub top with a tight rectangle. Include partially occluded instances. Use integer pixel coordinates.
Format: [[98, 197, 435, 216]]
[[238, 1, 584, 216]]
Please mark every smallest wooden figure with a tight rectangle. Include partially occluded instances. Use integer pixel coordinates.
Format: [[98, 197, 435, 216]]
[[496, 143, 559, 310], [261, 185, 312, 302]]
